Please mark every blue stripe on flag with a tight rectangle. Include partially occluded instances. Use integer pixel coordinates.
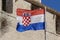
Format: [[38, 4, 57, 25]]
[[16, 22, 45, 32], [41, 0, 60, 12]]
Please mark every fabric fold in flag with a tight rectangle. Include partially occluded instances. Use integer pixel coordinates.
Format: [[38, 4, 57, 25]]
[[16, 8, 45, 32]]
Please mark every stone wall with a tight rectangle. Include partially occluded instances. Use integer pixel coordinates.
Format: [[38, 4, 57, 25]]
[[0, 0, 2, 29]]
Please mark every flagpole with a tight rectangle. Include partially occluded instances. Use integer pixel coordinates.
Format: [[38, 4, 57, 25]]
[[45, 7, 46, 40], [24, 0, 60, 16]]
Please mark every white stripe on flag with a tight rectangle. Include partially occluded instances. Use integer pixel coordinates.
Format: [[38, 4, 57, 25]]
[[17, 14, 44, 25]]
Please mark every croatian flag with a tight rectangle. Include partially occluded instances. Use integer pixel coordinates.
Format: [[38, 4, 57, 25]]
[[16, 8, 45, 32]]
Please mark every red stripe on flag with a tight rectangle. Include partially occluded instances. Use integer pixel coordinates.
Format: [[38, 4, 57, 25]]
[[16, 8, 45, 16]]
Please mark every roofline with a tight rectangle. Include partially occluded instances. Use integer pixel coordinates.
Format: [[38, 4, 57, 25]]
[[25, 0, 60, 16]]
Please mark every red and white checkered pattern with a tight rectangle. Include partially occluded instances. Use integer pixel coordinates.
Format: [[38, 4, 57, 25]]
[[22, 16, 31, 26]]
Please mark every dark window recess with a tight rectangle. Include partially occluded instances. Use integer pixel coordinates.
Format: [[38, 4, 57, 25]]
[[31, 4, 40, 10], [2, 0, 13, 13], [56, 16, 60, 34]]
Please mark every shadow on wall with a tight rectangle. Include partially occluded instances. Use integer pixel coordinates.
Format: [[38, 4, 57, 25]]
[[56, 16, 60, 34], [0, 17, 9, 37], [2, 0, 13, 13]]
